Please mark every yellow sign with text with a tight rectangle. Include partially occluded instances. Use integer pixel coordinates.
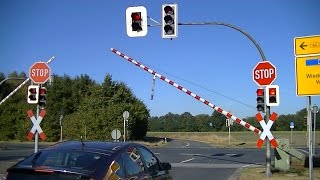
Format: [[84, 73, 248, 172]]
[[294, 35, 320, 56], [295, 55, 320, 96]]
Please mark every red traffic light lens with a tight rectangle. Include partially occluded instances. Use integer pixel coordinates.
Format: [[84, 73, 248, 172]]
[[39, 88, 46, 95], [164, 6, 173, 14], [269, 88, 276, 95], [131, 12, 141, 21], [256, 89, 264, 96], [29, 88, 37, 94]]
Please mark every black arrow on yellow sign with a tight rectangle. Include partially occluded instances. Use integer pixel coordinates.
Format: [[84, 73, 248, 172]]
[[300, 42, 308, 50]]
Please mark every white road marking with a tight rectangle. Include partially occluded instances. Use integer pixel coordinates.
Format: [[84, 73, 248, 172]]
[[180, 158, 195, 163], [184, 142, 190, 147], [225, 153, 237, 156], [171, 163, 262, 169], [154, 152, 160, 155], [180, 153, 202, 156]]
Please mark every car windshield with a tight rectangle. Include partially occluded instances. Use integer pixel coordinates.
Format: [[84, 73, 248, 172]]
[[16, 149, 103, 172]]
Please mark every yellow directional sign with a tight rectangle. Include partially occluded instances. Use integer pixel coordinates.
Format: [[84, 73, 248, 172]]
[[294, 35, 320, 56], [295, 55, 320, 96]]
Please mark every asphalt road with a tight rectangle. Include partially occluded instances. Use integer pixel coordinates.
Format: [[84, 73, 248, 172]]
[[152, 139, 265, 180], [0, 140, 314, 180]]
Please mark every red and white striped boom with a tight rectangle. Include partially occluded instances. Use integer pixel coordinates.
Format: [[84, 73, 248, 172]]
[[110, 48, 261, 134]]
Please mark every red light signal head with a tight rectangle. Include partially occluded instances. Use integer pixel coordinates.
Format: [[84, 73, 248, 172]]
[[269, 88, 276, 95], [29, 88, 37, 94], [39, 88, 46, 95], [164, 6, 173, 14], [131, 12, 141, 21], [256, 88, 264, 96]]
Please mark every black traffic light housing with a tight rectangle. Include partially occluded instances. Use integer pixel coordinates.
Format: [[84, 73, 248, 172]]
[[131, 12, 143, 32], [38, 87, 47, 108], [256, 88, 265, 112]]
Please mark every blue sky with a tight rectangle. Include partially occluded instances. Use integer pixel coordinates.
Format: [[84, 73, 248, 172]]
[[1, 0, 320, 119]]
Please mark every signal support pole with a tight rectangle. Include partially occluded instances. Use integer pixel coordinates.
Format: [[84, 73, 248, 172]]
[[142, 20, 271, 176], [178, 21, 271, 177], [307, 96, 314, 180], [265, 106, 272, 177]]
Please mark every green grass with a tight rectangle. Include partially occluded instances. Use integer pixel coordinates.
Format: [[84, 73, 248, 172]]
[[147, 131, 319, 148]]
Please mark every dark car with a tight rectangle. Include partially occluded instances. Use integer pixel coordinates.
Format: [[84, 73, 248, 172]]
[[3, 141, 172, 180]]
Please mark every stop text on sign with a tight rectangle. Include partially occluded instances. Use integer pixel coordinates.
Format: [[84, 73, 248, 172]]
[[30, 69, 50, 77], [254, 69, 275, 79]]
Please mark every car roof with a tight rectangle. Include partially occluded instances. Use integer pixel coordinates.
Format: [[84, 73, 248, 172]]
[[45, 141, 142, 155]]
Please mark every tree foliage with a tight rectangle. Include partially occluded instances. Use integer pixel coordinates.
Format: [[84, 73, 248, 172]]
[[0, 72, 149, 141], [149, 108, 318, 132], [0, 71, 318, 143]]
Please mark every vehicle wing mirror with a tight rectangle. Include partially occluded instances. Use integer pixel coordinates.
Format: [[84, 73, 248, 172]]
[[161, 162, 171, 170]]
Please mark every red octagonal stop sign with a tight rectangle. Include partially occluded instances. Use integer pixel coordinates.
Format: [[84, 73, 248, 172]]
[[29, 62, 51, 84], [253, 61, 277, 86]]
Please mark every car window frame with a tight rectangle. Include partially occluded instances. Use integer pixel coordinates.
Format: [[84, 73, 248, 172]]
[[121, 145, 146, 178], [137, 146, 162, 174]]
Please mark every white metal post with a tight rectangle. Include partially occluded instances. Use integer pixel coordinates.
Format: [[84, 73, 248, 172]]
[[228, 123, 231, 146], [291, 128, 293, 145], [123, 118, 126, 142]]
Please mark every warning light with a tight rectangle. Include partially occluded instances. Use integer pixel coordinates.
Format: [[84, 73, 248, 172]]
[[256, 88, 265, 112], [266, 85, 280, 106], [38, 87, 47, 108], [27, 85, 39, 104], [126, 6, 148, 37]]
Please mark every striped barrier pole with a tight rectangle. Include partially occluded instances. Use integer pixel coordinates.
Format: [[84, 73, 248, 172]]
[[110, 48, 261, 134]]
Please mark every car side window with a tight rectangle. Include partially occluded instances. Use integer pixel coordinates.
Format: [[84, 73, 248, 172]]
[[138, 147, 160, 173], [122, 147, 144, 177], [104, 155, 125, 180]]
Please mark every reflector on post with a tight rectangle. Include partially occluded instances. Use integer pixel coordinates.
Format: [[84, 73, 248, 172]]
[[126, 6, 148, 37]]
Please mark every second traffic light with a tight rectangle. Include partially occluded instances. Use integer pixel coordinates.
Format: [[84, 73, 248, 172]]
[[126, 6, 148, 37], [38, 87, 47, 108], [266, 85, 280, 106], [162, 4, 178, 38], [256, 88, 265, 112]]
